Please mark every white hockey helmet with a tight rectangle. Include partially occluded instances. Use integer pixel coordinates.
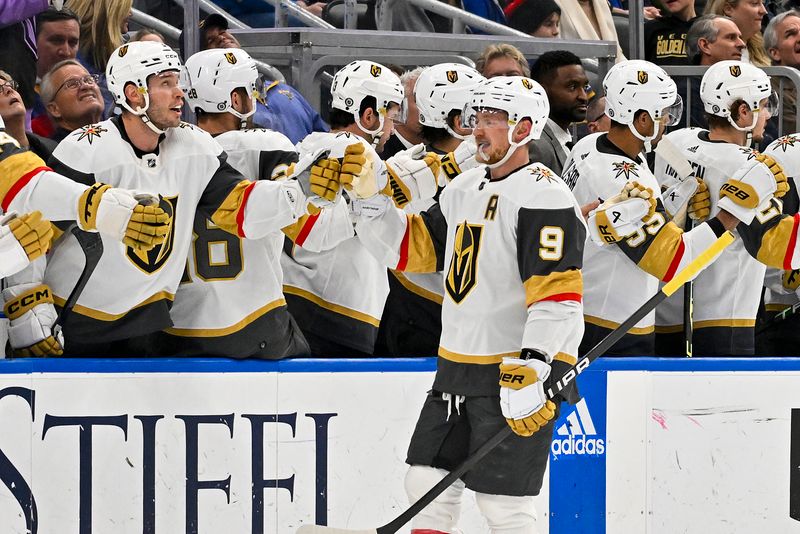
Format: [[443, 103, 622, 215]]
[[184, 48, 260, 127], [330, 60, 404, 136], [415, 63, 485, 138], [462, 76, 550, 168], [603, 59, 682, 151], [106, 41, 187, 134], [700, 60, 777, 133]]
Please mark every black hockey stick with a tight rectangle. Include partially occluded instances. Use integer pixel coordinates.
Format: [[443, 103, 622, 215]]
[[296, 230, 736, 534], [53, 226, 103, 332]]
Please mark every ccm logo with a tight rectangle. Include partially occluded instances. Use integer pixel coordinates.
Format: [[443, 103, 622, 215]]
[[500, 373, 525, 385], [6, 288, 50, 315], [721, 183, 751, 201]]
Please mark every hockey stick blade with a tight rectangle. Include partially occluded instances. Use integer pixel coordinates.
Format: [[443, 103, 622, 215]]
[[53, 227, 103, 330], [295, 231, 736, 534]]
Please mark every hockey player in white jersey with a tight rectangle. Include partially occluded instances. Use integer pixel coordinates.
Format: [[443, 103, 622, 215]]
[[282, 60, 440, 356], [376, 62, 485, 357], [157, 48, 354, 358], [564, 59, 790, 356], [653, 60, 784, 355], [12, 41, 343, 357], [340, 76, 585, 533]]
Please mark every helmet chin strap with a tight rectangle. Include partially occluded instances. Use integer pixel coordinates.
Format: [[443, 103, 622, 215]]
[[229, 95, 257, 130], [727, 113, 758, 148], [445, 123, 469, 141], [355, 112, 383, 137], [628, 122, 657, 153], [122, 90, 167, 135]]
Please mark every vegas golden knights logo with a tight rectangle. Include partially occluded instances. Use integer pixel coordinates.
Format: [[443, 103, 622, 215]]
[[447, 70, 459, 83], [521, 78, 533, 90], [224, 52, 237, 65], [729, 65, 741, 77], [370, 64, 382, 77], [126, 195, 177, 274], [118, 45, 129, 57], [445, 221, 483, 304], [637, 70, 648, 84]]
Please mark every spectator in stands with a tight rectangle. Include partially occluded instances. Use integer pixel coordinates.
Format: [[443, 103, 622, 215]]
[[528, 51, 590, 175], [131, 28, 164, 44], [557, 0, 627, 61], [586, 95, 610, 134], [764, 10, 800, 136], [705, 0, 771, 66], [476, 43, 530, 78], [0, 70, 56, 160], [644, 0, 698, 65], [66, 0, 133, 116], [193, 12, 328, 144], [31, 7, 80, 138], [504, 0, 561, 38], [39, 59, 103, 141], [383, 67, 425, 159]]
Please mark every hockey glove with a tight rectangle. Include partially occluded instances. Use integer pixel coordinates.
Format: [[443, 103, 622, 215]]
[[3, 283, 63, 357], [0, 212, 54, 278], [383, 144, 441, 207], [663, 178, 711, 226], [440, 138, 478, 184], [499, 352, 556, 437], [587, 181, 657, 245], [77, 184, 171, 251], [339, 141, 388, 200], [783, 269, 800, 291], [755, 153, 789, 199], [289, 148, 342, 205], [719, 155, 784, 224]]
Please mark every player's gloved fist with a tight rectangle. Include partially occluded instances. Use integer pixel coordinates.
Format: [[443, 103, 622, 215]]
[[383, 144, 441, 207], [755, 153, 789, 199], [2, 283, 63, 357], [688, 178, 711, 221], [440, 138, 478, 185], [587, 181, 657, 245], [77, 184, 170, 251], [289, 148, 342, 207], [339, 142, 383, 200], [719, 156, 783, 224], [499, 352, 556, 437], [0, 212, 53, 278]]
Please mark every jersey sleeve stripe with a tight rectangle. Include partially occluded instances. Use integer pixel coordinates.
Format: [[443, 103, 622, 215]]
[[755, 214, 800, 269], [637, 221, 684, 281], [523, 269, 583, 306], [0, 151, 50, 211], [235, 181, 257, 237], [396, 213, 439, 273], [540, 292, 583, 303], [291, 212, 320, 247], [553, 351, 577, 366], [662, 239, 686, 282], [783, 213, 800, 270]]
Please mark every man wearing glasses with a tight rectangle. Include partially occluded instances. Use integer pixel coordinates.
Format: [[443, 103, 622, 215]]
[[39, 59, 103, 142]]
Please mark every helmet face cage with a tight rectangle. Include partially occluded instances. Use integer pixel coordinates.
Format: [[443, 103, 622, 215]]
[[415, 63, 486, 130], [185, 48, 259, 121], [330, 60, 404, 135]]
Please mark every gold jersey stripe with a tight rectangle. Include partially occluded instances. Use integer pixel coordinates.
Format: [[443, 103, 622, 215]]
[[391, 271, 444, 304], [210, 180, 251, 236], [655, 324, 683, 334], [694, 318, 756, 329], [765, 303, 793, 312], [164, 298, 286, 337], [0, 150, 47, 208], [52, 291, 174, 321], [584, 314, 654, 335], [756, 215, 797, 269], [283, 285, 381, 327], [553, 352, 577, 366], [399, 213, 438, 273], [637, 221, 683, 281], [523, 269, 583, 306], [438, 346, 520, 364]]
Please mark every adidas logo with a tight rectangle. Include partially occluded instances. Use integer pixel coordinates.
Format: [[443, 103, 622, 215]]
[[687, 145, 699, 153], [551, 399, 605, 456]]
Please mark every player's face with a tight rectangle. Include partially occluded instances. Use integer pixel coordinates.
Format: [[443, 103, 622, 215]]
[[751, 96, 775, 143], [768, 15, 800, 67], [723, 0, 766, 41], [473, 109, 511, 164], [146, 71, 185, 129], [545, 64, 590, 125]]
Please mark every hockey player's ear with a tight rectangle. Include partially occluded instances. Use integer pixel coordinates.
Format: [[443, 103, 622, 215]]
[[733, 101, 751, 128], [360, 106, 380, 130], [512, 118, 532, 143], [123, 82, 144, 109]]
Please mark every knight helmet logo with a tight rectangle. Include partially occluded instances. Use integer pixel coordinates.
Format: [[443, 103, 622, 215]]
[[224, 52, 237, 65], [447, 70, 459, 83], [637, 70, 648, 84], [730, 65, 742, 77], [521, 78, 533, 90], [118, 45, 129, 57], [445, 221, 483, 304], [370, 64, 382, 77]]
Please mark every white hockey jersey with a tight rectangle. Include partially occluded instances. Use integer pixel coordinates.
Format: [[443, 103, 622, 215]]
[[44, 118, 310, 345], [162, 128, 353, 357], [356, 162, 586, 396], [281, 131, 390, 354]]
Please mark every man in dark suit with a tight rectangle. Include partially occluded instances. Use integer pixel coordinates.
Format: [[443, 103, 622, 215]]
[[529, 51, 590, 175]]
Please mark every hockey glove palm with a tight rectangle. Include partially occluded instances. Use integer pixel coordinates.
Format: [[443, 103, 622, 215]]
[[383, 144, 441, 207], [719, 154, 786, 224], [663, 178, 711, 226], [77, 184, 171, 251], [3, 283, 63, 357], [339, 142, 387, 199], [587, 181, 657, 245], [0, 212, 53, 277], [440, 138, 478, 184], [757, 153, 789, 198], [499, 355, 556, 437]]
